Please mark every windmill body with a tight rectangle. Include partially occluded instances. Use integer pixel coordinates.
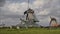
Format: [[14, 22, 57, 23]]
[[20, 8, 39, 27]]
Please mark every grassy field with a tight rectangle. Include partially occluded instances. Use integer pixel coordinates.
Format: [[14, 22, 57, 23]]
[[0, 28, 60, 34]]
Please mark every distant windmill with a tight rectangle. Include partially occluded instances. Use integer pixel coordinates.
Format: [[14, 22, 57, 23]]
[[49, 16, 57, 28], [0, 20, 5, 27]]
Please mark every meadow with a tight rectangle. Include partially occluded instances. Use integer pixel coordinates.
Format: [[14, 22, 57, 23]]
[[0, 28, 60, 34]]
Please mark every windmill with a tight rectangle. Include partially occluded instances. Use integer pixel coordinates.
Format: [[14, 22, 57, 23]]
[[49, 16, 57, 28], [20, 0, 39, 28], [0, 20, 5, 27]]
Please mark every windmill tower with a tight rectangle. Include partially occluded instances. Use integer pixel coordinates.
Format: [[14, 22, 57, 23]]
[[49, 16, 57, 28], [24, 8, 39, 25]]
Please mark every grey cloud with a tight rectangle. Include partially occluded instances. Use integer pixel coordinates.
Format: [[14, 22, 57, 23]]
[[40, 0, 60, 16], [7, 0, 35, 3], [0, 8, 25, 19], [0, 0, 5, 7], [0, 8, 25, 26]]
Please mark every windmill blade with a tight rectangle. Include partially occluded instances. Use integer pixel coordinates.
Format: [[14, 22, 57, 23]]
[[24, 11, 27, 15], [20, 18, 28, 23], [20, 18, 26, 22], [33, 14, 39, 22]]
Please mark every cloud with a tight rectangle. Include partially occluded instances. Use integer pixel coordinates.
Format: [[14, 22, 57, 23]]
[[0, 0, 5, 7], [4, 2, 28, 15], [33, 0, 44, 8], [37, 9, 50, 15]]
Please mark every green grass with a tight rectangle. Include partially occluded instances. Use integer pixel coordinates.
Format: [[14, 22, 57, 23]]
[[0, 28, 60, 34]]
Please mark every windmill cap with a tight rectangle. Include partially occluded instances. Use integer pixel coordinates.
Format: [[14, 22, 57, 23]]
[[27, 8, 34, 13]]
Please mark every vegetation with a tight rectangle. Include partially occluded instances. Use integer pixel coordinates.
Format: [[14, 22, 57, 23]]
[[0, 28, 60, 34]]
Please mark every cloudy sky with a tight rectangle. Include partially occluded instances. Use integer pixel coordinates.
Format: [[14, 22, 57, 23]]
[[0, 0, 60, 26]]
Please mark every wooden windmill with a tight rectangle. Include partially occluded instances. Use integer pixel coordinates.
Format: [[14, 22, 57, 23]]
[[49, 16, 57, 27], [20, 0, 39, 28]]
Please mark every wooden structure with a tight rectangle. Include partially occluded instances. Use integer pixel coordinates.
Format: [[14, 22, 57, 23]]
[[49, 16, 57, 27]]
